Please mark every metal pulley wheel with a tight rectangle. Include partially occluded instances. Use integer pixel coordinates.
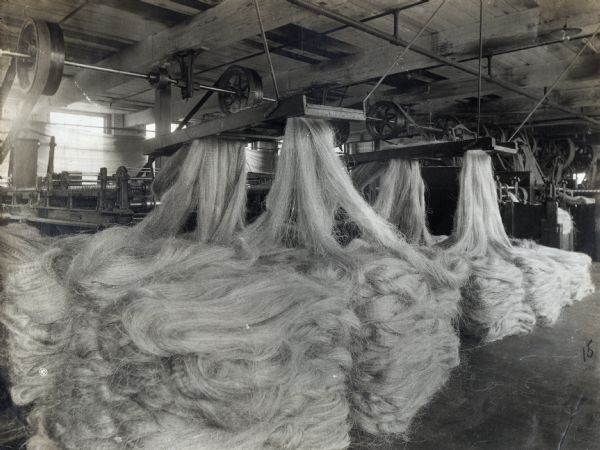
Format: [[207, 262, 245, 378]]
[[366, 101, 407, 140], [218, 65, 263, 114], [16, 19, 65, 96]]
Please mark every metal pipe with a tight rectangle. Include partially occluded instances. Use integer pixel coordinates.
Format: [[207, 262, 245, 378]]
[[476, 0, 483, 137], [0, 49, 238, 95], [508, 22, 600, 141], [191, 83, 237, 95], [0, 50, 29, 58], [193, 1, 429, 77], [287, 0, 600, 128], [63, 60, 150, 79], [393, 10, 400, 39], [362, 0, 447, 105], [253, 0, 280, 100]]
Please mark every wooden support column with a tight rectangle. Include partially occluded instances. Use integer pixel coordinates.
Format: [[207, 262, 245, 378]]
[[154, 84, 172, 137], [153, 84, 172, 169]]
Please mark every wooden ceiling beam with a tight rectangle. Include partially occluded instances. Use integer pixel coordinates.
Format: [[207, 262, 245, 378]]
[[278, 7, 600, 92], [410, 86, 600, 123], [45, 0, 354, 109], [124, 4, 600, 126]]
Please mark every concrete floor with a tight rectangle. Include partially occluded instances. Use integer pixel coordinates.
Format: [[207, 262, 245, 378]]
[[353, 264, 600, 450]]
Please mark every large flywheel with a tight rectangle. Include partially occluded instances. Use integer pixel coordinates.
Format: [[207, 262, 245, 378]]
[[366, 101, 407, 140], [217, 65, 264, 114], [16, 18, 65, 96]]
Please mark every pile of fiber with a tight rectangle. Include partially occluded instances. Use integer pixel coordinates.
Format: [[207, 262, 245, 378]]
[[511, 238, 594, 323], [1, 136, 354, 449], [443, 150, 593, 340], [353, 151, 594, 342], [246, 118, 467, 437], [557, 207, 573, 235], [353, 159, 530, 339], [0, 119, 468, 448], [0, 223, 60, 447]]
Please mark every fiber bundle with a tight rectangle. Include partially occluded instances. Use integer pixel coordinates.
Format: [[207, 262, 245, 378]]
[[0, 224, 51, 447], [1, 120, 468, 448], [557, 207, 573, 235], [351, 160, 433, 246], [47, 235, 356, 450], [140, 137, 247, 243], [1, 135, 354, 449], [247, 118, 467, 438], [440, 150, 536, 341], [445, 150, 594, 340]]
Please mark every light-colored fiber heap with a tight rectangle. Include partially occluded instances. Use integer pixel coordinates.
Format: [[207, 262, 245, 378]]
[[0, 224, 64, 448], [351, 157, 532, 341], [444, 150, 594, 340], [557, 207, 573, 235], [0, 223, 50, 447], [48, 235, 356, 450], [442, 150, 535, 342], [512, 238, 594, 321], [352, 159, 434, 245], [1, 120, 469, 448], [0, 135, 354, 449], [247, 118, 467, 438]]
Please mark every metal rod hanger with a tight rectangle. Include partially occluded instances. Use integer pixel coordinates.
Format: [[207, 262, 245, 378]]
[[362, 0, 447, 106], [253, 0, 280, 100], [287, 0, 600, 129], [508, 22, 600, 141], [0, 48, 237, 95], [476, 0, 483, 138]]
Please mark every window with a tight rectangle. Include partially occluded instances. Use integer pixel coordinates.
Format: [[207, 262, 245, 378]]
[[49, 111, 106, 135], [145, 123, 178, 139], [573, 172, 586, 186]]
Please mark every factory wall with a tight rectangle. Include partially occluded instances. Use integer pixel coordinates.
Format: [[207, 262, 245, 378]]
[[0, 106, 146, 183]]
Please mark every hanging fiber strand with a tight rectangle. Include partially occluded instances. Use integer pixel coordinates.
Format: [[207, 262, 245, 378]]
[[140, 137, 248, 243], [247, 118, 467, 438], [444, 150, 593, 340], [351, 159, 434, 246]]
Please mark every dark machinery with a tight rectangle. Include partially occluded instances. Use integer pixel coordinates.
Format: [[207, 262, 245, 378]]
[[0, 166, 154, 230], [366, 101, 407, 140], [365, 100, 444, 141], [0, 137, 156, 231]]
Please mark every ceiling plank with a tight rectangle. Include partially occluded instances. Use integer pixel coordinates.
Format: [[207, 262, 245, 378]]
[[46, 0, 358, 108], [124, 3, 600, 126], [277, 7, 600, 92]]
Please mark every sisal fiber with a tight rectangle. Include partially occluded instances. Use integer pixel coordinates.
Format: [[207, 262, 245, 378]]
[[247, 118, 466, 438], [140, 137, 248, 243], [557, 207, 573, 235], [0, 124, 468, 448], [441, 150, 534, 341], [1, 134, 354, 449], [445, 150, 594, 340], [352, 159, 434, 245], [0, 223, 51, 447]]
